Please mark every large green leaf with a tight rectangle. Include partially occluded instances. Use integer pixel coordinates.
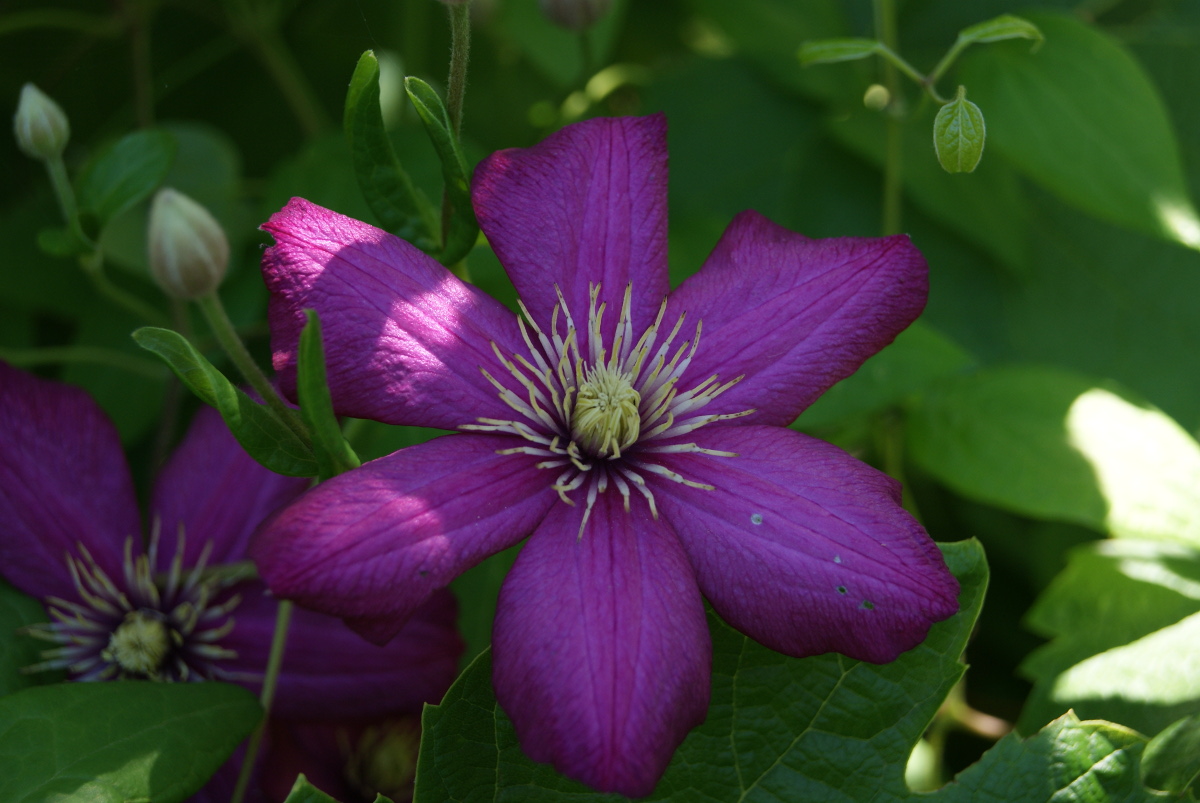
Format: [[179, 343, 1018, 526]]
[[132, 326, 318, 477], [1020, 539, 1200, 736], [907, 365, 1200, 545], [76, 129, 176, 234], [958, 11, 1200, 250], [0, 681, 260, 803], [0, 579, 61, 697]]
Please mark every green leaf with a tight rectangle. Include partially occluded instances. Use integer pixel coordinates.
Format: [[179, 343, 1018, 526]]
[[0, 681, 261, 803], [404, 76, 479, 266], [949, 712, 1152, 802], [100, 122, 247, 280], [132, 326, 318, 477], [1143, 713, 1200, 794], [1020, 539, 1200, 735], [907, 365, 1200, 545], [344, 51, 438, 251], [797, 38, 880, 66], [298, 310, 361, 481], [934, 86, 986, 173], [0, 579, 61, 697], [957, 14, 1043, 47], [282, 774, 343, 803], [76, 129, 176, 231], [958, 11, 1200, 250]]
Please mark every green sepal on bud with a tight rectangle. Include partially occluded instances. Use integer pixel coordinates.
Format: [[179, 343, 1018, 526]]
[[539, 0, 613, 31], [934, 86, 986, 173], [147, 188, 229, 299], [13, 83, 70, 161]]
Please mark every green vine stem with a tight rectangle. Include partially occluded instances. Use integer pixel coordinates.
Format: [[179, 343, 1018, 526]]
[[874, 0, 904, 236], [229, 599, 293, 803], [196, 292, 309, 441], [445, 2, 471, 138]]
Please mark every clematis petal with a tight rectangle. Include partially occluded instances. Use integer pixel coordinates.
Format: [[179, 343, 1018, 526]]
[[152, 405, 309, 569], [261, 197, 528, 429], [492, 491, 710, 797], [0, 363, 137, 599], [650, 425, 959, 663], [472, 114, 670, 344], [251, 433, 554, 644], [668, 211, 928, 426], [222, 585, 462, 720]]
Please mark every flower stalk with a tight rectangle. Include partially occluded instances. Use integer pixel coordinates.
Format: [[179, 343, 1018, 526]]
[[196, 292, 309, 441], [445, 2, 471, 138], [230, 598, 294, 803]]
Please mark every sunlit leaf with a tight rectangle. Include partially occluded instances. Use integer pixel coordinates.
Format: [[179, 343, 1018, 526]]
[[907, 365, 1200, 545]]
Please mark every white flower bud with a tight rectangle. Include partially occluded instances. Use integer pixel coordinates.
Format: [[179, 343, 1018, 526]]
[[147, 188, 229, 299], [13, 83, 70, 161], [539, 0, 611, 31]]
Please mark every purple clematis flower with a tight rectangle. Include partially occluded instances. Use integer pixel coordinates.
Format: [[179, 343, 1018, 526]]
[[0, 362, 462, 801], [252, 114, 960, 796]]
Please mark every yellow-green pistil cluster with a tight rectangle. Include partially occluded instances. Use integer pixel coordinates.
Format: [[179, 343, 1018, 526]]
[[465, 283, 753, 534], [103, 611, 171, 675], [572, 363, 641, 458], [25, 533, 239, 681]]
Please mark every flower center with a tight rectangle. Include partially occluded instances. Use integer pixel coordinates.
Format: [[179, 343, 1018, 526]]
[[24, 529, 240, 682], [103, 611, 171, 676], [572, 364, 640, 457], [464, 283, 754, 535]]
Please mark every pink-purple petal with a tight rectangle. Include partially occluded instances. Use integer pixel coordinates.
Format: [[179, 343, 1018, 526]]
[[223, 585, 462, 720], [251, 433, 555, 644], [472, 114, 670, 345], [492, 492, 710, 797], [261, 198, 527, 429], [0, 363, 137, 600], [668, 211, 928, 426], [649, 425, 959, 663], [152, 406, 309, 569]]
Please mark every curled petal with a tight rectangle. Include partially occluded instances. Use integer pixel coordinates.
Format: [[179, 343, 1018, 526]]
[[0, 363, 137, 599], [651, 426, 959, 663], [152, 405, 309, 568], [668, 211, 928, 425], [493, 492, 710, 797], [251, 433, 555, 643], [262, 198, 528, 429], [223, 586, 462, 720], [473, 114, 670, 346]]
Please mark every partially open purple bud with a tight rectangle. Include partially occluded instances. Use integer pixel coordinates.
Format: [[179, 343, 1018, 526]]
[[13, 83, 70, 161], [147, 188, 229, 299], [539, 0, 611, 31]]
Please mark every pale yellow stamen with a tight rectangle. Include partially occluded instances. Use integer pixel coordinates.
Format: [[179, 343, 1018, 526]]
[[571, 364, 641, 458]]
